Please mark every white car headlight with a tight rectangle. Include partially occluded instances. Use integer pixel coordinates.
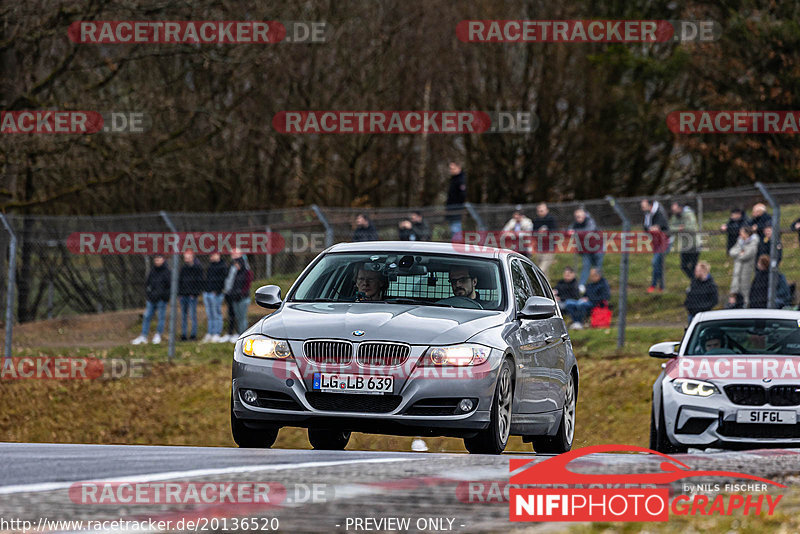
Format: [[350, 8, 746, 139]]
[[421, 344, 490, 366], [672, 378, 719, 397], [242, 336, 294, 360]]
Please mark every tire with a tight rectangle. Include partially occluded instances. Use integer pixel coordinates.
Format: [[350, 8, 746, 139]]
[[464, 358, 513, 454], [308, 428, 351, 450], [231, 399, 279, 448], [531, 371, 577, 454], [652, 397, 686, 454]]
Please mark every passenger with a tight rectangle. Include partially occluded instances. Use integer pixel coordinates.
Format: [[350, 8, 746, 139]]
[[355, 267, 387, 301], [448, 266, 480, 301]]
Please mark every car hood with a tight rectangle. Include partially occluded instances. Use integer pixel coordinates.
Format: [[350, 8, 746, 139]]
[[259, 302, 507, 346]]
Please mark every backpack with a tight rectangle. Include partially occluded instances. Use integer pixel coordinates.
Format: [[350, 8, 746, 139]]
[[590, 301, 612, 328]]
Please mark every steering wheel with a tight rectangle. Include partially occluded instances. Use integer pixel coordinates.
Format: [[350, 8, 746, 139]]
[[435, 296, 484, 309]]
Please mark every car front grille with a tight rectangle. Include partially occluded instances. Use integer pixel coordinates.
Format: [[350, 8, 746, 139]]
[[357, 342, 411, 367], [724, 385, 767, 405], [718, 421, 800, 439], [724, 384, 800, 406], [303, 340, 353, 365], [305, 392, 402, 413], [769, 385, 800, 406]]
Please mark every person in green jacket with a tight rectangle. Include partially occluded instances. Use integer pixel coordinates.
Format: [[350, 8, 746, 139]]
[[669, 202, 699, 280]]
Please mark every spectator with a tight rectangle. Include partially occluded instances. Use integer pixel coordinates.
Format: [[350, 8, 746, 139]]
[[725, 292, 744, 309], [568, 208, 604, 287], [224, 249, 253, 342], [756, 225, 782, 266], [553, 266, 581, 306], [669, 202, 699, 279], [178, 251, 203, 341], [640, 198, 669, 293], [749, 254, 792, 309], [532, 202, 558, 277], [562, 268, 610, 330], [791, 215, 800, 247], [720, 208, 745, 252], [131, 254, 170, 345], [502, 205, 533, 256], [748, 203, 772, 236], [729, 226, 758, 307], [398, 211, 432, 241], [685, 261, 719, 323], [352, 213, 378, 242], [445, 161, 467, 237], [202, 252, 227, 343]]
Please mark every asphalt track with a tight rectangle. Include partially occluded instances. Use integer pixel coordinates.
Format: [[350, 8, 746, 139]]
[[0, 443, 798, 533]]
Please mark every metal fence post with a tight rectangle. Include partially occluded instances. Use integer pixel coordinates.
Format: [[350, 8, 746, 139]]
[[605, 196, 629, 349], [464, 202, 487, 231], [755, 182, 780, 308], [0, 214, 16, 361], [311, 204, 334, 247], [265, 225, 273, 279], [159, 211, 179, 360]]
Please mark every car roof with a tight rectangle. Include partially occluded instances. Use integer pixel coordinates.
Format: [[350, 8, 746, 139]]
[[326, 240, 521, 259], [694, 309, 800, 322]]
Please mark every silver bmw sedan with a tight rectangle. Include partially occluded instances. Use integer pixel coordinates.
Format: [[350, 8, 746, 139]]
[[231, 241, 578, 454]]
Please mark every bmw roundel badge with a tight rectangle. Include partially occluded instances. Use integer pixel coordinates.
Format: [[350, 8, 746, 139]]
[[353, 330, 365, 336]]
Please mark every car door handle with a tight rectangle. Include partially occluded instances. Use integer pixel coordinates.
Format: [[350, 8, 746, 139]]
[[561, 333, 569, 341], [545, 335, 555, 344]]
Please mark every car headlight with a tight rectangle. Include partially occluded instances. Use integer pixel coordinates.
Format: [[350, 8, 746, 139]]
[[242, 336, 294, 360], [672, 378, 719, 397], [420, 344, 490, 366]]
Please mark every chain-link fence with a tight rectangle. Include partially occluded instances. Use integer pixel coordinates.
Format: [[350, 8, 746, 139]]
[[1, 183, 798, 355]]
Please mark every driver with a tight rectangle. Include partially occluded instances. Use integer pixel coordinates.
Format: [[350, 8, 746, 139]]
[[448, 266, 482, 301], [355, 267, 387, 301], [699, 327, 725, 353]]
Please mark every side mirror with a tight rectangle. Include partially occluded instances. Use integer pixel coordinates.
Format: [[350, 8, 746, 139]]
[[255, 285, 282, 309], [518, 296, 557, 320], [648, 341, 679, 358]]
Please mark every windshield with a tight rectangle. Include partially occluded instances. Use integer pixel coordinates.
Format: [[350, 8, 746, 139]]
[[686, 318, 800, 355], [289, 252, 505, 310]]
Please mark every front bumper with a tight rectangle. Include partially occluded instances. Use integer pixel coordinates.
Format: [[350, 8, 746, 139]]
[[662, 382, 800, 448], [231, 340, 502, 437]]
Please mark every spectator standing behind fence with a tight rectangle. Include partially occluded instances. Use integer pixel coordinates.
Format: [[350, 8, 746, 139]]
[[502, 206, 533, 257], [669, 202, 699, 280], [685, 261, 718, 323], [561, 268, 610, 330], [640, 198, 669, 293], [398, 211, 432, 241], [726, 292, 744, 309], [729, 226, 758, 307], [748, 203, 772, 236], [202, 252, 227, 343], [352, 213, 379, 242], [445, 161, 466, 237], [532, 202, 558, 277], [720, 208, 745, 252], [568, 208, 603, 288], [224, 250, 253, 342], [131, 254, 170, 345], [749, 254, 792, 309], [756, 225, 782, 266], [791, 215, 800, 247], [178, 251, 203, 341]]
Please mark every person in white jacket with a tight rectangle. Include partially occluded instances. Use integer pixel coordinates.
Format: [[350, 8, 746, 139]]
[[729, 226, 758, 307], [502, 206, 534, 257]]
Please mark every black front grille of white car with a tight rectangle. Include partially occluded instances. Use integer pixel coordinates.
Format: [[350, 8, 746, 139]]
[[305, 392, 403, 413], [357, 342, 411, 367], [724, 384, 800, 406], [304, 340, 353, 364], [718, 421, 800, 439], [724, 385, 767, 405]]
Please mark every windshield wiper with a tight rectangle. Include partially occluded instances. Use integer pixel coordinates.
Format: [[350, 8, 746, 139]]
[[382, 297, 454, 308]]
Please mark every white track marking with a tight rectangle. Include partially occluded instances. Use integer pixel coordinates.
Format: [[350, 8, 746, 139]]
[[0, 457, 412, 495]]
